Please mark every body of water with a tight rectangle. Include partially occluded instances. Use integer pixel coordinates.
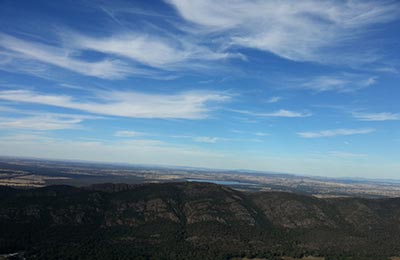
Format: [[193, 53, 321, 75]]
[[186, 179, 255, 186]]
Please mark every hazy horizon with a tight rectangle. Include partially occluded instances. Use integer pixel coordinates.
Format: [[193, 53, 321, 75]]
[[3, 155, 400, 182]]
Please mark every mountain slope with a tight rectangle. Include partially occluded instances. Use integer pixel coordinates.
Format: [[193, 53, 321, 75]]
[[1, 182, 400, 259]]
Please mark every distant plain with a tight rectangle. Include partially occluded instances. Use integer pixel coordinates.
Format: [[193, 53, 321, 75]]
[[1, 156, 400, 198]]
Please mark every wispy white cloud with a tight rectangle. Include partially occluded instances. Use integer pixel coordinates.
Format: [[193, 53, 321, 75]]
[[0, 89, 230, 119], [70, 32, 241, 70], [374, 66, 399, 75], [0, 30, 243, 78], [0, 114, 84, 131], [0, 133, 52, 142], [168, 134, 221, 143], [231, 129, 269, 137], [230, 129, 245, 134], [167, 0, 398, 64], [0, 34, 134, 79], [328, 151, 368, 159], [0, 105, 20, 113], [1, 0, 395, 81], [298, 128, 375, 138], [193, 136, 219, 143], [234, 109, 311, 118], [352, 112, 400, 121], [114, 130, 145, 137], [301, 75, 377, 92], [170, 133, 263, 144], [98, 4, 177, 20], [254, 132, 269, 137], [266, 96, 281, 103], [0, 51, 63, 81]]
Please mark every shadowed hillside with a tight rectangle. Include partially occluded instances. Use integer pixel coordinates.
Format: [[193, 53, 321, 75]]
[[1, 182, 400, 259]]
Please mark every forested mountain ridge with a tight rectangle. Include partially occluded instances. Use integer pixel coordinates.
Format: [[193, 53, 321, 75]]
[[1, 182, 400, 259]]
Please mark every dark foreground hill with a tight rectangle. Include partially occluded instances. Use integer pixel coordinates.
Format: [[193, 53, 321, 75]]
[[1, 182, 400, 260]]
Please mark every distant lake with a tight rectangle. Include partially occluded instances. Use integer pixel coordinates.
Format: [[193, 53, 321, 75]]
[[186, 179, 255, 186]]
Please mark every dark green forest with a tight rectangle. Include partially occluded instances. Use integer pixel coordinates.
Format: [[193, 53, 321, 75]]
[[1, 182, 400, 260]]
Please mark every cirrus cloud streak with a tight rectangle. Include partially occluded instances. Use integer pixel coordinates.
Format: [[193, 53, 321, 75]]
[[352, 112, 400, 121], [166, 0, 399, 64], [298, 128, 375, 138], [233, 109, 311, 118], [0, 89, 230, 119]]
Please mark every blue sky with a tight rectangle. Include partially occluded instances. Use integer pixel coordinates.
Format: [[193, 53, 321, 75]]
[[0, 0, 400, 178]]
